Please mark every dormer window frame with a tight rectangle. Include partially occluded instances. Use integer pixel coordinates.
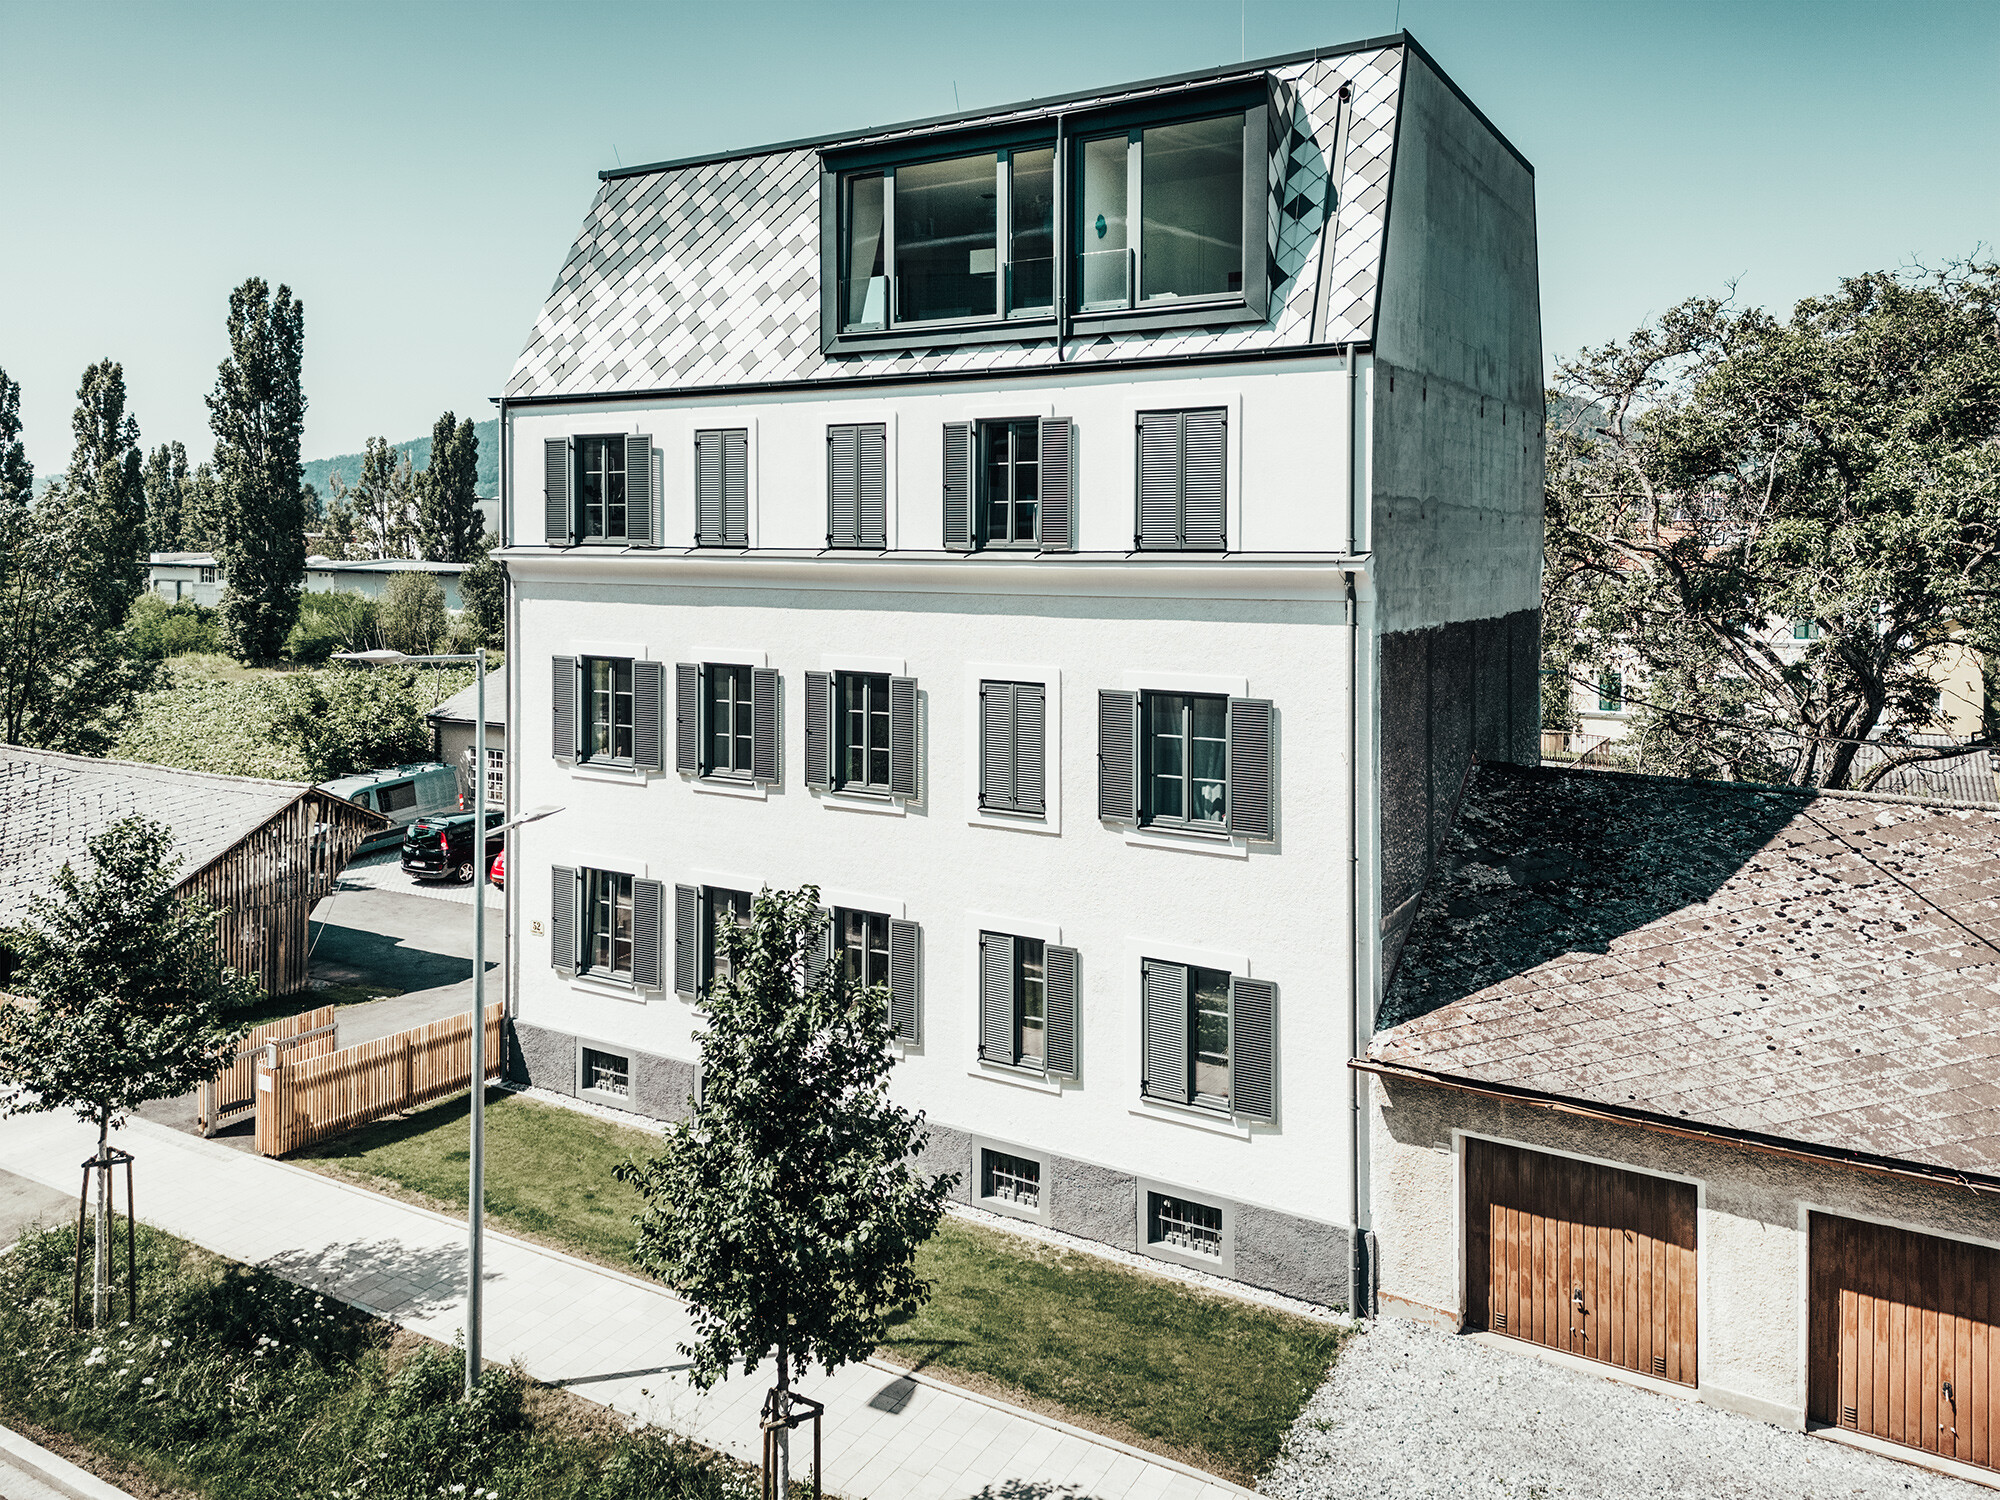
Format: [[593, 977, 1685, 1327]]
[[820, 78, 1272, 356]]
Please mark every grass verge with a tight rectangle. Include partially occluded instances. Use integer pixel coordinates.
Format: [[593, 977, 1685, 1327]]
[[0, 1218, 753, 1500], [297, 1087, 1349, 1482]]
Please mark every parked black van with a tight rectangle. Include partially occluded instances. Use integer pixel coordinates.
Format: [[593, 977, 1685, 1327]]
[[401, 809, 505, 883]]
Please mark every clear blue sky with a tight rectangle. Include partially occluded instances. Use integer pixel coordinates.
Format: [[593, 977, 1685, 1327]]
[[1, 0, 1994, 478]]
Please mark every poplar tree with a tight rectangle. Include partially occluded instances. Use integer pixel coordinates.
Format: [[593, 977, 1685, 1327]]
[[142, 441, 190, 555], [416, 411, 484, 562], [208, 279, 307, 664]]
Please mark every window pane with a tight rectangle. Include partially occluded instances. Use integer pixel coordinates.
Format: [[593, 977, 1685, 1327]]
[[590, 659, 612, 758], [843, 174, 888, 330], [894, 152, 998, 323], [1146, 693, 1185, 820], [613, 875, 633, 975], [1009, 148, 1055, 313], [1017, 936, 1045, 1065], [613, 660, 634, 761], [707, 887, 750, 988], [1192, 965, 1230, 1102], [1189, 695, 1227, 825], [985, 424, 1011, 542], [1078, 134, 1129, 309], [1141, 115, 1244, 301], [1011, 420, 1038, 541], [580, 438, 605, 538], [605, 440, 627, 539]]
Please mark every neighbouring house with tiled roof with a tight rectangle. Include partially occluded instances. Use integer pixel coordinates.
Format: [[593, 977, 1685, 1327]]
[[1360, 762, 2000, 1476], [0, 748, 383, 995], [493, 31, 1543, 1312], [426, 669, 507, 806]]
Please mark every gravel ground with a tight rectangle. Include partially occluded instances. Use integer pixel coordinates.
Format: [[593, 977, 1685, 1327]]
[[1260, 1317, 1986, 1500]]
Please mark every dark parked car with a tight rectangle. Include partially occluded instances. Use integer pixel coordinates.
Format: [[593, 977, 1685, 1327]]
[[401, 810, 505, 883]]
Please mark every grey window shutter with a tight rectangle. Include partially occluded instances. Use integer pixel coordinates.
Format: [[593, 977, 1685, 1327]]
[[1097, 689, 1139, 822], [625, 433, 654, 546], [1136, 412, 1181, 549], [751, 667, 779, 784], [1045, 943, 1079, 1078], [827, 426, 858, 546], [550, 865, 578, 972], [888, 918, 921, 1043], [673, 884, 698, 998], [1182, 408, 1227, 550], [889, 675, 918, 798], [1142, 959, 1189, 1105], [544, 437, 571, 546], [633, 660, 666, 772], [805, 905, 833, 989], [979, 681, 1014, 810], [551, 656, 577, 760], [723, 428, 749, 546], [942, 421, 974, 552], [675, 663, 701, 774], [858, 422, 888, 548], [1039, 417, 1073, 552], [1231, 976, 1275, 1119], [1014, 681, 1046, 815], [695, 432, 723, 545], [804, 670, 832, 789], [978, 931, 1014, 1062], [1226, 696, 1275, 840], [631, 878, 665, 989]]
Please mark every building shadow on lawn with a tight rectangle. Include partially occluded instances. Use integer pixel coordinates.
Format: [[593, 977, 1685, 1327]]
[[262, 1234, 474, 1320]]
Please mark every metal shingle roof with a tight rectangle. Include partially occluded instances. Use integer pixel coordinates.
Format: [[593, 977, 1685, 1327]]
[[1372, 764, 2000, 1180], [0, 747, 316, 922], [425, 670, 508, 730], [506, 46, 1404, 400]]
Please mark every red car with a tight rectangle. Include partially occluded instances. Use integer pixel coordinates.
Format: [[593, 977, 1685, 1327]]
[[490, 846, 505, 889]]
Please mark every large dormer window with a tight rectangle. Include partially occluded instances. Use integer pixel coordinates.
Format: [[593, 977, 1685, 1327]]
[[1078, 114, 1246, 311]]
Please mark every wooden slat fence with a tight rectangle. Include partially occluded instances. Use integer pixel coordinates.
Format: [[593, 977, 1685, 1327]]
[[255, 1003, 502, 1157], [198, 1005, 338, 1136]]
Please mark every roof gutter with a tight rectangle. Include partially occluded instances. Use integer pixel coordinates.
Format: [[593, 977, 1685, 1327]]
[[1351, 1057, 2000, 1199]]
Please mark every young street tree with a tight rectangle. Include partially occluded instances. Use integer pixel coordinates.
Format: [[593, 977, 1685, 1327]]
[[0, 362, 157, 752], [615, 886, 954, 1494], [416, 412, 485, 563], [208, 278, 307, 664], [0, 816, 255, 1324], [1545, 263, 2000, 787]]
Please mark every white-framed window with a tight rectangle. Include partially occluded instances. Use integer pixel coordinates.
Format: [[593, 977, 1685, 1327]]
[[484, 747, 505, 806], [581, 1046, 630, 1099], [1135, 1177, 1236, 1275]]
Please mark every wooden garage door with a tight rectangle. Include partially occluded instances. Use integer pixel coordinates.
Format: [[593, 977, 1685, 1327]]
[[1466, 1137, 1698, 1385], [1810, 1213, 2000, 1469]]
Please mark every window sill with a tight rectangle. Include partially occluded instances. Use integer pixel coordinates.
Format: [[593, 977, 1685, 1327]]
[[1138, 1236, 1231, 1276], [690, 775, 768, 801], [823, 317, 1057, 358], [569, 761, 649, 786], [969, 806, 1055, 837], [975, 1191, 1048, 1225], [1129, 1099, 1252, 1139], [969, 1062, 1063, 1096], [817, 788, 906, 817], [1120, 823, 1248, 861], [569, 971, 648, 1003], [1071, 301, 1265, 338], [579, 1086, 635, 1109]]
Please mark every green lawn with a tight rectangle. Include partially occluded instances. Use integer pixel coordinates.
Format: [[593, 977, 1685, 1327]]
[[297, 1088, 1348, 1482]]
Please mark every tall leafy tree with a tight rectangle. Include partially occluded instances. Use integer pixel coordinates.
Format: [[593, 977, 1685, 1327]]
[[180, 460, 226, 554], [416, 412, 484, 562], [142, 440, 190, 555], [0, 363, 157, 751], [0, 817, 255, 1324], [208, 278, 307, 664], [458, 542, 505, 648], [616, 886, 953, 1497], [1545, 262, 2000, 788]]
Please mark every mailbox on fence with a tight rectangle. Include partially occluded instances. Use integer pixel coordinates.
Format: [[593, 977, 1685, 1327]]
[[198, 1005, 337, 1136]]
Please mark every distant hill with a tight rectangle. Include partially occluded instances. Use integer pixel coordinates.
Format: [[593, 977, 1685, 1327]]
[[301, 417, 499, 505]]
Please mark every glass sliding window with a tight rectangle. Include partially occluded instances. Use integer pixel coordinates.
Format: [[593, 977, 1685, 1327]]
[[842, 173, 888, 331], [1016, 936, 1046, 1067], [981, 420, 1040, 545], [703, 886, 752, 991], [837, 671, 892, 792], [836, 907, 890, 991], [1143, 691, 1227, 829], [585, 657, 634, 762], [1007, 147, 1055, 315], [586, 870, 634, 978], [1139, 115, 1244, 301], [705, 664, 754, 777], [1190, 964, 1230, 1104], [1077, 133, 1131, 309], [576, 436, 628, 540], [894, 151, 999, 324]]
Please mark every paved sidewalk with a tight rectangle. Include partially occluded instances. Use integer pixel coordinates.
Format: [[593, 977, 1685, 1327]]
[[0, 1112, 1245, 1500]]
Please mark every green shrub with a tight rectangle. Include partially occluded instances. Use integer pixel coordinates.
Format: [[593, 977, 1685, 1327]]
[[379, 572, 449, 655], [286, 590, 380, 665], [0, 1220, 754, 1500], [126, 593, 225, 658], [266, 668, 434, 781]]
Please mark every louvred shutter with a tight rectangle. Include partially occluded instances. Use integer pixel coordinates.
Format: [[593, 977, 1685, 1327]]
[[889, 675, 918, 798], [889, 918, 921, 1043], [751, 667, 779, 784], [1226, 696, 1275, 840], [631, 879, 665, 989], [827, 426, 858, 546], [551, 656, 577, 761], [804, 670, 831, 789], [858, 422, 888, 548], [943, 422, 974, 552], [1136, 412, 1181, 549], [1182, 409, 1227, 550], [979, 932, 1014, 1062], [625, 434, 654, 546], [544, 437, 571, 546], [1044, 944, 1078, 1078], [1230, 976, 1275, 1119], [1142, 959, 1189, 1105], [632, 660, 666, 772], [723, 428, 749, 546], [979, 681, 1014, 810], [695, 432, 723, 545], [1038, 417, 1073, 552], [549, 866, 578, 972], [673, 884, 698, 998], [1096, 689, 1139, 823], [1013, 681, 1045, 816], [675, 663, 700, 774]]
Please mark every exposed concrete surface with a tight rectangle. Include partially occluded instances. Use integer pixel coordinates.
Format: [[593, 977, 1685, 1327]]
[[1261, 1316, 1985, 1500], [0, 1422, 139, 1500], [0, 1170, 73, 1249]]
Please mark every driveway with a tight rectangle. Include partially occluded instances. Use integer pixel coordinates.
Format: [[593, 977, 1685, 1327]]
[[1262, 1316, 1985, 1499]]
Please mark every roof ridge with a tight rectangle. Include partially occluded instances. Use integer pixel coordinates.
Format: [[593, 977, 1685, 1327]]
[[0, 744, 310, 795], [1503, 759, 2000, 815]]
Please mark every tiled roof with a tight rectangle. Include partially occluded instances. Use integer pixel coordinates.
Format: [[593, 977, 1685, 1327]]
[[506, 45, 1404, 400], [1849, 736, 1998, 805], [426, 670, 507, 729], [304, 557, 469, 575], [1372, 764, 2000, 1180], [0, 747, 315, 922]]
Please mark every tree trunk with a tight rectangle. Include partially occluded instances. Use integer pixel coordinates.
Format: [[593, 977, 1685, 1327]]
[[774, 1345, 790, 1500], [93, 1111, 109, 1328]]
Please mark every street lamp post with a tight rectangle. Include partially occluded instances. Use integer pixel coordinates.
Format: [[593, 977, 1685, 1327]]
[[333, 646, 559, 1396]]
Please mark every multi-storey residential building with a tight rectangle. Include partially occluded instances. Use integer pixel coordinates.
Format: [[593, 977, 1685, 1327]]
[[493, 32, 1542, 1310]]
